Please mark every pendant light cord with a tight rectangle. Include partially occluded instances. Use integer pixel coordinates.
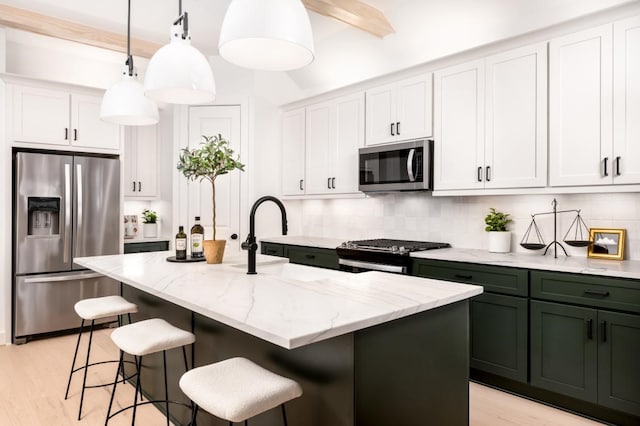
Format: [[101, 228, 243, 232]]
[[173, 0, 189, 40], [126, 0, 133, 76]]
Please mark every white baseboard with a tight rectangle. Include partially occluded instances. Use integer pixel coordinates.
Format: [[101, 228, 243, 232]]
[[0, 330, 7, 345]]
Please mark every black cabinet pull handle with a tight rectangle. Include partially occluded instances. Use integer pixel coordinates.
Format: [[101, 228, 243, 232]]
[[603, 157, 609, 177], [138, 181, 141, 192], [64, 128, 69, 140], [390, 122, 395, 136], [584, 290, 610, 297], [486, 166, 491, 182], [454, 274, 473, 280], [587, 319, 593, 340], [299, 179, 303, 191], [304, 254, 316, 259], [132, 181, 136, 192], [601, 320, 607, 342], [332, 177, 335, 189], [327, 177, 331, 189], [477, 166, 483, 182], [616, 156, 621, 176], [267, 249, 277, 255], [73, 129, 78, 141], [396, 122, 400, 135]]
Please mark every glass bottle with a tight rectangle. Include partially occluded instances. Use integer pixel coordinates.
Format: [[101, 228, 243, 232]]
[[175, 226, 187, 260], [190, 216, 204, 258]]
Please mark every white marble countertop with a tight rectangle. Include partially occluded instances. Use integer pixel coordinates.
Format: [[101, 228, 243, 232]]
[[410, 248, 640, 280], [75, 251, 482, 350], [260, 236, 344, 250]]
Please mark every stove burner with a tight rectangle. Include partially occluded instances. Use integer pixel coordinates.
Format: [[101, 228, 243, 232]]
[[340, 239, 450, 254]]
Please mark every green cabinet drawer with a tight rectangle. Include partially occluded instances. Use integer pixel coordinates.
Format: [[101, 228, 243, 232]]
[[124, 240, 169, 254], [260, 242, 286, 257], [413, 259, 528, 296], [288, 246, 339, 270], [531, 271, 640, 314]]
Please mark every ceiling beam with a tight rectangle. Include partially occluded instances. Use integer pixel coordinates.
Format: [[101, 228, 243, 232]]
[[0, 3, 161, 58], [303, 0, 394, 38]]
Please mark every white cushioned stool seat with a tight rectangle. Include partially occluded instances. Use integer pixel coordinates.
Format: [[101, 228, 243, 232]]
[[74, 295, 138, 321], [179, 357, 303, 423], [111, 318, 195, 356]]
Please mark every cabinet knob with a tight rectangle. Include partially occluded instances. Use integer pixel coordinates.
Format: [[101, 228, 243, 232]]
[[230, 233, 238, 240]]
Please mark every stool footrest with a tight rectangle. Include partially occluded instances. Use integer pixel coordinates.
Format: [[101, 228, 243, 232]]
[[106, 399, 192, 421]]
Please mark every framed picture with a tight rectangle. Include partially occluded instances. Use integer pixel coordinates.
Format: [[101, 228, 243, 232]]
[[587, 228, 626, 260]]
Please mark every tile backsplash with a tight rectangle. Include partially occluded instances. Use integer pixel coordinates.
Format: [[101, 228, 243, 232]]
[[283, 192, 640, 260]]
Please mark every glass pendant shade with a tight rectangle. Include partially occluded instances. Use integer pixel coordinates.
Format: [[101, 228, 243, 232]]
[[144, 25, 216, 105], [219, 0, 314, 71], [100, 66, 159, 126]]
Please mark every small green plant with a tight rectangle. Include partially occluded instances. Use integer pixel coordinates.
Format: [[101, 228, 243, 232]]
[[141, 209, 158, 224], [484, 208, 512, 232], [177, 134, 245, 240]]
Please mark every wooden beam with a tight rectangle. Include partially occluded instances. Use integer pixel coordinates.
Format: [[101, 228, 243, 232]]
[[0, 4, 161, 58], [303, 0, 394, 38]]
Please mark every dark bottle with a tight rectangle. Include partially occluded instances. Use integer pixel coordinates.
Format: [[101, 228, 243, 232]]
[[175, 226, 187, 260], [190, 216, 204, 258]]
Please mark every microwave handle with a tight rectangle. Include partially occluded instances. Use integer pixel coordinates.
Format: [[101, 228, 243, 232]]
[[407, 148, 416, 182]]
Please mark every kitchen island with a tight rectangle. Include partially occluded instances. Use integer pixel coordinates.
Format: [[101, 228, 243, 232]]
[[75, 251, 482, 426]]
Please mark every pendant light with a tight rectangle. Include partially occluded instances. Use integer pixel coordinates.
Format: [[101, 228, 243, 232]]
[[219, 0, 314, 71], [100, 0, 159, 126], [144, 0, 216, 104]]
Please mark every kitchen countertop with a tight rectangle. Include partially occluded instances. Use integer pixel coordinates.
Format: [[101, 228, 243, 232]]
[[74, 251, 482, 349]]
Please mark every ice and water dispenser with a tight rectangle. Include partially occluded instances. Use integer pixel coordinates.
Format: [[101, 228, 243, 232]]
[[27, 197, 60, 236]]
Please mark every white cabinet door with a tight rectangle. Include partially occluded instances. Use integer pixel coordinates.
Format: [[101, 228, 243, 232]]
[[12, 85, 70, 145], [549, 24, 613, 186], [434, 60, 485, 190], [305, 101, 332, 195], [485, 43, 547, 189], [124, 125, 158, 198], [282, 108, 306, 195], [71, 94, 120, 151], [613, 16, 640, 184], [332, 92, 364, 194], [365, 73, 432, 145], [365, 82, 396, 145], [396, 73, 433, 142], [123, 128, 137, 197]]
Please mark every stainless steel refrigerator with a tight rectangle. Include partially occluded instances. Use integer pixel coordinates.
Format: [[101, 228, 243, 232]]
[[13, 151, 121, 344]]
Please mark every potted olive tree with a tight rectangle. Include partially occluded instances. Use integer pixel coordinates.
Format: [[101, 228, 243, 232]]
[[484, 208, 512, 253], [177, 134, 245, 263], [141, 209, 158, 238]]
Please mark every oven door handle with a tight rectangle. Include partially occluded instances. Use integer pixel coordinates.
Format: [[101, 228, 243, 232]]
[[339, 258, 406, 274], [407, 148, 416, 182]]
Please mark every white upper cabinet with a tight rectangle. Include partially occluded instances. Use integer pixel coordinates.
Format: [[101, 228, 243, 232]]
[[435, 43, 547, 191], [549, 24, 613, 186], [485, 43, 547, 189], [365, 73, 433, 145], [11, 84, 120, 152], [282, 108, 306, 196], [613, 15, 640, 184], [305, 101, 332, 195], [434, 59, 485, 191], [124, 125, 158, 199]]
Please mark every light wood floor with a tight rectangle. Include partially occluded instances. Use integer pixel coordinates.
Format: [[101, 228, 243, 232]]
[[0, 329, 604, 426]]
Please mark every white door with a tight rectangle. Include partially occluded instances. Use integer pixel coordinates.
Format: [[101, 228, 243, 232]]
[[549, 24, 613, 186], [613, 16, 640, 184], [184, 105, 242, 250], [282, 108, 306, 195], [305, 101, 332, 195], [434, 59, 485, 190], [485, 43, 547, 189], [332, 92, 365, 194], [11, 85, 70, 145], [396, 73, 433, 141], [365, 82, 396, 145], [71, 94, 121, 151]]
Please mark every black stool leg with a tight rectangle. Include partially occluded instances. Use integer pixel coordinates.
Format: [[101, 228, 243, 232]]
[[77, 319, 95, 420], [132, 355, 143, 425], [64, 319, 84, 400], [105, 350, 125, 426], [282, 404, 288, 426], [163, 350, 170, 426]]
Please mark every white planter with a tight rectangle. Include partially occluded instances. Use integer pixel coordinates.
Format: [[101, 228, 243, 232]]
[[143, 222, 157, 238], [488, 231, 511, 253]]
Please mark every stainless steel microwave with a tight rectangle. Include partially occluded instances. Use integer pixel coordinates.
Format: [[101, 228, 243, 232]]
[[359, 139, 433, 192]]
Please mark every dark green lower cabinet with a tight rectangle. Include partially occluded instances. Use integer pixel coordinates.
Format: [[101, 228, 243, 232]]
[[598, 311, 640, 416], [470, 293, 527, 382], [124, 240, 170, 253], [287, 246, 339, 270]]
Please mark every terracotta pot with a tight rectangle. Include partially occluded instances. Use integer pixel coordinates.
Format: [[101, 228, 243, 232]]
[[203, 240, 226, 264], [488, 231, 511, 253]]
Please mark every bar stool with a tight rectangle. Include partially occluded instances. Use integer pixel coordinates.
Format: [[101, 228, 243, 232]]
[[64, 295, 138, 420], [179, 357, 303, 425], [106, 318, 196, 425]]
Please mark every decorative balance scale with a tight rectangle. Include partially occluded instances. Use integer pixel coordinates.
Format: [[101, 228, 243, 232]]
[[520, 198, 592, 258]]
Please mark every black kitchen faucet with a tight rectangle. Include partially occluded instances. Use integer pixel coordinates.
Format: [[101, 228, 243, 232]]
[[241, 196, 288, 274]]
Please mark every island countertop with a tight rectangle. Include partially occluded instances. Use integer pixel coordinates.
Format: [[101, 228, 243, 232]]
[[75, 251, 482, 349]]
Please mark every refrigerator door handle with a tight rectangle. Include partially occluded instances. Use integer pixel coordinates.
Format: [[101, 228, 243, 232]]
[[64, 163, 71, 264], [75, 163, 83, 255], [23, 272, 104, 283]]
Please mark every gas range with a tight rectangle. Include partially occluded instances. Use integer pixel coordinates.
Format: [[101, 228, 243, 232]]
[[336, 238, 451, 274]]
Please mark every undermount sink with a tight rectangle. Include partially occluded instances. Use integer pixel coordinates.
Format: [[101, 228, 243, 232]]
[[231, 261, 346, 282]]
